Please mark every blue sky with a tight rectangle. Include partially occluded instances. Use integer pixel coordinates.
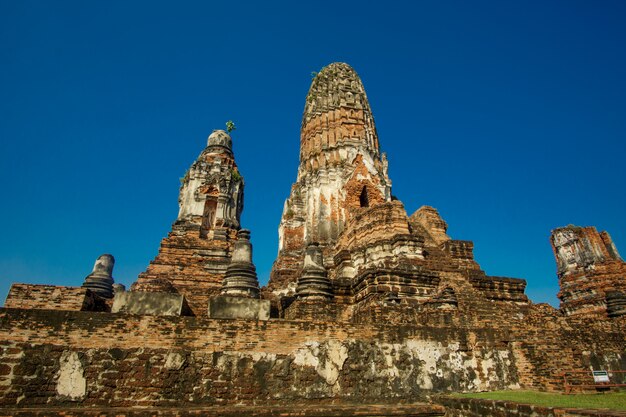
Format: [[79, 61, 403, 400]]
[[1, 1, 625, 307]]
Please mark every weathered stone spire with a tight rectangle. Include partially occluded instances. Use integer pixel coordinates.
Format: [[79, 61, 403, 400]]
[[268, 63, 392, 298], [300, 62, 381, 168], [82, 254, 115, 298], [177, 129, 243, 233], [133, 129, 245, 315]]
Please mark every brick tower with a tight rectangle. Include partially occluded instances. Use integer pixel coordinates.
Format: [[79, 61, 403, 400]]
[[267, 62, 529, 317], [268, 63, 392, 297], [132, 130, 244, 315]]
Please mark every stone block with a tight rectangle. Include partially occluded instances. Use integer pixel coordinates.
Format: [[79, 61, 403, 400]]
[[207, 296, 270, 320], [111, 291, 190, 316]]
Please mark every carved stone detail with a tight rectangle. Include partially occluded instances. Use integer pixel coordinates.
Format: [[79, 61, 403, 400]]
[[267, 62, 533, 313], [178, 130, 243, 231]]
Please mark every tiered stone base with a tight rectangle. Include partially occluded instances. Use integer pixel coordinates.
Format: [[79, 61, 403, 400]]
[[133, 224, 237, 315], [207, 295, 270, 320]]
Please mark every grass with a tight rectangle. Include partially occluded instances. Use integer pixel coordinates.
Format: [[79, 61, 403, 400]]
[[453, 390, 626, 411]]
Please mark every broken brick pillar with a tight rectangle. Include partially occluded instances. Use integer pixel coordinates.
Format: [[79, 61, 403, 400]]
[[82, 254, 115, 299], [551, 225, 626, 318]]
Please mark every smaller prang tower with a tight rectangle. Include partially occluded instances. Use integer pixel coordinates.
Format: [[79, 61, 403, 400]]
[[133, 129, 244, 315]]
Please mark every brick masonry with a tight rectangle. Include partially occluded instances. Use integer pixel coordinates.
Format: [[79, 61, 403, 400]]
[[0, 306, 624, 408], [551, 226, 626, 318], [132, 130, 244, 316], [4, 284, 107, 312]]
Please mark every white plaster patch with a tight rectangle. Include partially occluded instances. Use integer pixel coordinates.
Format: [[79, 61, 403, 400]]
[[480, 353, 497, 388], [164, 352, 185, 370], [292, 341, 320, 369], [318, 340, 348, 386], [273, 281, 297, 297], [292, 340, 348, 389], [496, 350, 521, 390], [375, 344, 400, 379], [400, 340, 489, 391], [56, 351, 86, 400], [359, 152, 377, 174], [404, 339, 443, 389]]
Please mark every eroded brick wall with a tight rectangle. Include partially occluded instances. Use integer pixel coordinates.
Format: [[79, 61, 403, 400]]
[[4, 284, 95, 311], [0, 307, 624, 408]]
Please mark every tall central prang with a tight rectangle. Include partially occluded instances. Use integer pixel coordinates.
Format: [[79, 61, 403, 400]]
[[269, 63, 392, 295], [267, 62, 532, 316]]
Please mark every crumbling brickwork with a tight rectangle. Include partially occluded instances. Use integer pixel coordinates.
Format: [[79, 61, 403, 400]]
[[133, 130, 244, 315], [268, 63, 530, 315], [551, 226, 626, 318], [133, 225, 237, 315], [4, 284, 106, 312], [269, 63, 392, 298], [0, 307, 623, 408]]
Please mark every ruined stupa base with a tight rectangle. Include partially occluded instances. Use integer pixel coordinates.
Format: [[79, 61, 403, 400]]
[[111, 291, 192, 316], [207, 295, 270, 320], [284, 299, 343, 321]]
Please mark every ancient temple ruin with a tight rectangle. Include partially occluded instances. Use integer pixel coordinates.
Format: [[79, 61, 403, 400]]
[[132, 129, 244, 315], [0, 62, 624, 415]]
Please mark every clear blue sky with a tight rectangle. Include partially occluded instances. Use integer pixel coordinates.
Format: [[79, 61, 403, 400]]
[[1, 1, 625, 307]]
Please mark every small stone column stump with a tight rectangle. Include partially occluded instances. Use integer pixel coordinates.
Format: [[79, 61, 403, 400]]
[[82, 254, 115, 299], [296, 242, 333, 300], [208, 229, 270, 320], [285, 243, 338, 320]]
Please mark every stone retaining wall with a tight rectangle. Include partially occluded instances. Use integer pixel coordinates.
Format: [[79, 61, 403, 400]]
[[0, 308, 623, 408]]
